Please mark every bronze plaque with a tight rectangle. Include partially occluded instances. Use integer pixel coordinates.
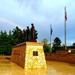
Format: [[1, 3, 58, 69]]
[[33, 51, 38, 56]]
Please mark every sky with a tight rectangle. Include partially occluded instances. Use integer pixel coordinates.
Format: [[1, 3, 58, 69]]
[[0, 0, 75, 46]]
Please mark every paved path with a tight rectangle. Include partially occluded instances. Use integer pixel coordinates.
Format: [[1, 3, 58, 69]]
[[0, 59, 75, 75], [47, 60, 75, 75]]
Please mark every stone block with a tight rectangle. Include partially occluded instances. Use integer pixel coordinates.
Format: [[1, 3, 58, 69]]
[[11, 42, 47, 69]]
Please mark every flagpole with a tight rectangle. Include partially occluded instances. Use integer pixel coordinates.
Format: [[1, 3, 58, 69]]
[[64, 7, 67, 50], [50, 25, 52, 52], [64, 16, 67, 50]]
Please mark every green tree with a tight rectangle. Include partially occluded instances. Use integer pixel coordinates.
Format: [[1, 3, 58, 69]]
[[0, 26, 38, 55], [73, 43, 75, 46], [0, 27, 22, 55], [0, 30, 11, 55], [53, 37, 61, 52], [12, 26, 22, 45], [42, 38, 48, 44], [8, 30, 13, 45], [34, 29, 38, 41], [42, 38, 50, 53]]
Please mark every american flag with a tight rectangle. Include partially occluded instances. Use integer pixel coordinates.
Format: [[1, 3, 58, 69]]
[[65, 7, 67, 21], [50, 25, 53, 35]]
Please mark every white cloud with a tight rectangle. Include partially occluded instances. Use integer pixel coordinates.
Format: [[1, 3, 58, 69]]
[[0, 0, 75, 45]]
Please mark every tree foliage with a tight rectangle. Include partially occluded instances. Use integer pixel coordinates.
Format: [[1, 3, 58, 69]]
[[0, 26, 38, 55], [52, 37, 61, 52], [0, 30, 12, 55], [12, 26, 22, 44], [72, 43, 75, 46], [42, 38, 50, 53], [42, 38, 48, 44]]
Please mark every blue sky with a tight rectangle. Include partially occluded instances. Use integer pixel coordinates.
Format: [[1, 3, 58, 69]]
[[0, 0, 75, 46]]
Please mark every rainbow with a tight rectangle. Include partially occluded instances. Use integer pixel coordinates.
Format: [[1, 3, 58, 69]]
[[0, 17, 49, 35], [0, 17, 24, 30]]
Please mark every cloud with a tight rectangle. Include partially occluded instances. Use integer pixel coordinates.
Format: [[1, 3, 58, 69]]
[[0, 0, 75, 45]]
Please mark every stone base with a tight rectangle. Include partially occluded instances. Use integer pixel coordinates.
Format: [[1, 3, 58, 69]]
[[11, 42, 47, 69]]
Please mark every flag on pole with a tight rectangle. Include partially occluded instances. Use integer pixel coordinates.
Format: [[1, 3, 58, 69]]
[[65, 7, 67, 21], [50, 25, 53, 35]]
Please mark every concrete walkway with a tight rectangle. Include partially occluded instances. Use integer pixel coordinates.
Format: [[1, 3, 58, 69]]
[[0, 59, 75, 75]]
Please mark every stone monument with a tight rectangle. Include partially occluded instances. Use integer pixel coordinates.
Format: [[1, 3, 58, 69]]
[[11, 24, 47, 69]]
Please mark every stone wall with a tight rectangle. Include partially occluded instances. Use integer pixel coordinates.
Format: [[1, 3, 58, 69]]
[[11, 43, 26, 68], [45, 51, 75, 64], [11, 42, 47, 69]]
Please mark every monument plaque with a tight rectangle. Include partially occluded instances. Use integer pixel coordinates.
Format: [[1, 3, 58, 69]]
[[33, 51, 38, 56]]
